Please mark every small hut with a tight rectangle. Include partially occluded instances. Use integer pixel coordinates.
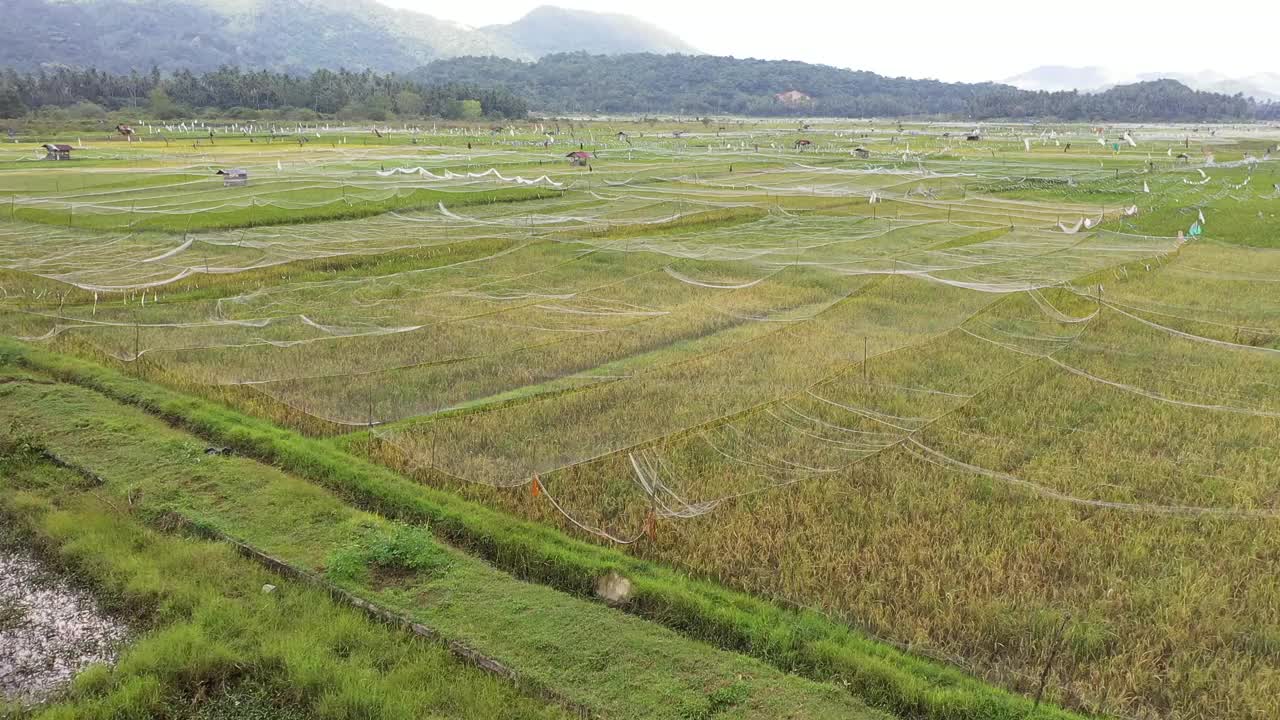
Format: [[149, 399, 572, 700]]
[[217, 168, 249, 187], [794, 139, 813, 151], [965, 133, 981, 141], [42, 143, 73, 160], [566, 151, 592, 167], [853, 147, 870, 159]]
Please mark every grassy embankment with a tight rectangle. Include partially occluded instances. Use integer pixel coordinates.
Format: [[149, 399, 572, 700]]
[[0, 338, 1086, 720], [0, 360, 897, 720]]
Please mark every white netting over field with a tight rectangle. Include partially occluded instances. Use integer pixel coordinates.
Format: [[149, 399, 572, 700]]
[[2, 120, 1278, 538]]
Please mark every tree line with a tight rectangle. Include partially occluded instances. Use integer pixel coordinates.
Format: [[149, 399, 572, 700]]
[[4, 57, 1279, 123], [0, 66, 528, 121], [417, 53, 1280, 122]]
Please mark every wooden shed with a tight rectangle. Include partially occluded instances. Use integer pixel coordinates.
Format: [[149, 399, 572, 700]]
[[566, 151, 592, 167], [217, 168, 248, 187], [42, 143, 73, 160]]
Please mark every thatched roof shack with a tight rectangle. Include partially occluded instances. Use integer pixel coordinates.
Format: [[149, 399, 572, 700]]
[[216, 168, 249, 187], [42, 143, 73, 160]]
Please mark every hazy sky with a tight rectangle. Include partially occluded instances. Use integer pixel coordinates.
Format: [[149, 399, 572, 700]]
[[377, 0, 1277, 83]]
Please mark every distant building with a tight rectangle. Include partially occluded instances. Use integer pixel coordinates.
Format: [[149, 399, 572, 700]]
[[854, 147, 870, 159], [566, 151, 592, 167], [217, 168, 248, 187], [42, 143, 72, 160], [794, 139, 813, 150]]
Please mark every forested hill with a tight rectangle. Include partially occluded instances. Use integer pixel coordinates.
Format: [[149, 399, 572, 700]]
[[0, 0, 696, 74], [3, 56, 1274, 123], [417, 53, 1274, 121]]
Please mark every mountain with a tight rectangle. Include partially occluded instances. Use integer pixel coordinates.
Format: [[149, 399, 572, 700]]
[[1007, 65, 1280, 102], [1135, 71, 1280, 102], [0, 0, 696, 73], [1004, 66, 1117, 93], [481, 6, 698, 59]]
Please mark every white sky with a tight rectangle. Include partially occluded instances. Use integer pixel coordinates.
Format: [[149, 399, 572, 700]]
[[377, 0, 1278, 83]]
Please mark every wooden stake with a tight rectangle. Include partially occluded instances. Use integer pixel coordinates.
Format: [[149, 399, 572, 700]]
[[863, 337, 868, 383]]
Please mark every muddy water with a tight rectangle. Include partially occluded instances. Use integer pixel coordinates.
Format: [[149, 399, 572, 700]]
[[0, 550, 129, 705]]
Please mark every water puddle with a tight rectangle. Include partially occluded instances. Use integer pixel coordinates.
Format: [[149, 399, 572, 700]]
[[0, 550, 129, 706]]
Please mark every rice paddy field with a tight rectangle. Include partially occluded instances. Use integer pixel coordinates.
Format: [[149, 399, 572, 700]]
[[2, 118, 1279, 720]]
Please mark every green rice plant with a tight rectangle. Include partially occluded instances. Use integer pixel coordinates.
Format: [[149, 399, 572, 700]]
[[4, 119, 1278, 720], [0, 338, 1086, 720]]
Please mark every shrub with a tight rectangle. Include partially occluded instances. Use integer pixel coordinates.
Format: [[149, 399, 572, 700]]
[[325, 521, 451, 586]]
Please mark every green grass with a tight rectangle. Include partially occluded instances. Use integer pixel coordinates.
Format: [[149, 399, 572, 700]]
[[985, 162, 1280, 248], [0, 339, 1084, 720], [0, 456, 568, 720], [7, 185, 559, 233], [0, 361, 896, 720]]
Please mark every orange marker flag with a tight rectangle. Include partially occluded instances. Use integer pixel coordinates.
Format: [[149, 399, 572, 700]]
[[531, 475, 541, 498]]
